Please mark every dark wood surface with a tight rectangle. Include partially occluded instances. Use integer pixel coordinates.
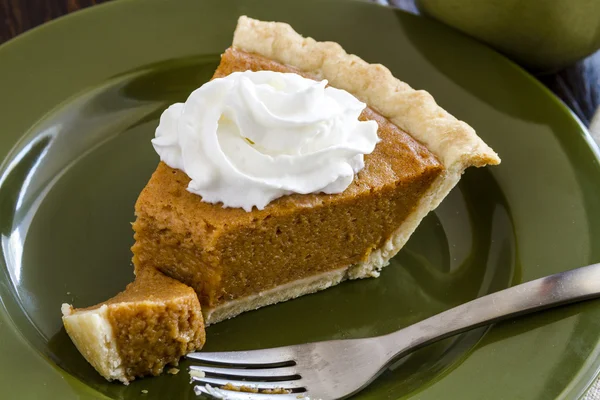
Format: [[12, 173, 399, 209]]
[[2, 0, 599, 126]]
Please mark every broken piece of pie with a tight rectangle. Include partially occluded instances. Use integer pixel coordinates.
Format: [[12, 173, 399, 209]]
[[61, 268, 205, 384], [62, 15, 499, 384]]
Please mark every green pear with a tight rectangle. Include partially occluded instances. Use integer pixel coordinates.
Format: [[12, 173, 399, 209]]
[[417, 0, 600, 71]]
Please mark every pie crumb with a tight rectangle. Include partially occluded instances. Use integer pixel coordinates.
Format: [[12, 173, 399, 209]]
[[167, 367, 180, 375], [261, 388, 292, 394], [141, 389, 148, 394], [222, 383, 259, 393]]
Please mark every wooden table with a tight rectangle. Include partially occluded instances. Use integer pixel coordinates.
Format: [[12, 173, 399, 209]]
[[2, 0, 599, 126]]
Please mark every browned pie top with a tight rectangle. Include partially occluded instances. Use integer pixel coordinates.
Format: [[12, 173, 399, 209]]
[[79, 268, 197, 311], [136, 48, 443, 236]]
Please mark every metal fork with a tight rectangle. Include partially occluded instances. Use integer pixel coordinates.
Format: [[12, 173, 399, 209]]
[[188, 263, 600, 399]]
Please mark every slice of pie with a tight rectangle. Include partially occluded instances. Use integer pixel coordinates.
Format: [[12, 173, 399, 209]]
[[131, 16, 500, 325], [63, 16, 499, 384], [61, 268, 205, 384]]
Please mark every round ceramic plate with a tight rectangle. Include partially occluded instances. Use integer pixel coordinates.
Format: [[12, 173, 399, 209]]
[[1, 0, 600, 399]]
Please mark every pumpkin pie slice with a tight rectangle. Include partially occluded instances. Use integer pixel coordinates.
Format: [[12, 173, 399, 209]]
[[61, 268, 205, 384], [62, 16, 499, 384], [131, 16, 500, 325]]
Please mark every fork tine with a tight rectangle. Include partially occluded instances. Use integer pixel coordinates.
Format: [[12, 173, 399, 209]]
[[192, 376, 305, 391], [187, 348, 296, 366], [189, 365, 300, 380], [194, 385, 304, 399]]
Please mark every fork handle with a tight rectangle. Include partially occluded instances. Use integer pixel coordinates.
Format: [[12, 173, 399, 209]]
[[380, 263, 600, 360]]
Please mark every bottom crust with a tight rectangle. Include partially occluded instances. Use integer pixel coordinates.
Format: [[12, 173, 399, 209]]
[[61, 304, 126, 382], [204, 267, 349, 325], [204, 169, 461, 325]]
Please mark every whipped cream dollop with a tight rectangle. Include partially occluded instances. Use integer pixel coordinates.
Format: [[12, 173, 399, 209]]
[[152, 70, 379, 211]]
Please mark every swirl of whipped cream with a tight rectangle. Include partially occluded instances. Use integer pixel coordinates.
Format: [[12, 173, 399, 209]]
[[152, 71, 379, 211]]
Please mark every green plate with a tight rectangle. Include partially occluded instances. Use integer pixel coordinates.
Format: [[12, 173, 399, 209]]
[[1, 0, 600, 399]]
